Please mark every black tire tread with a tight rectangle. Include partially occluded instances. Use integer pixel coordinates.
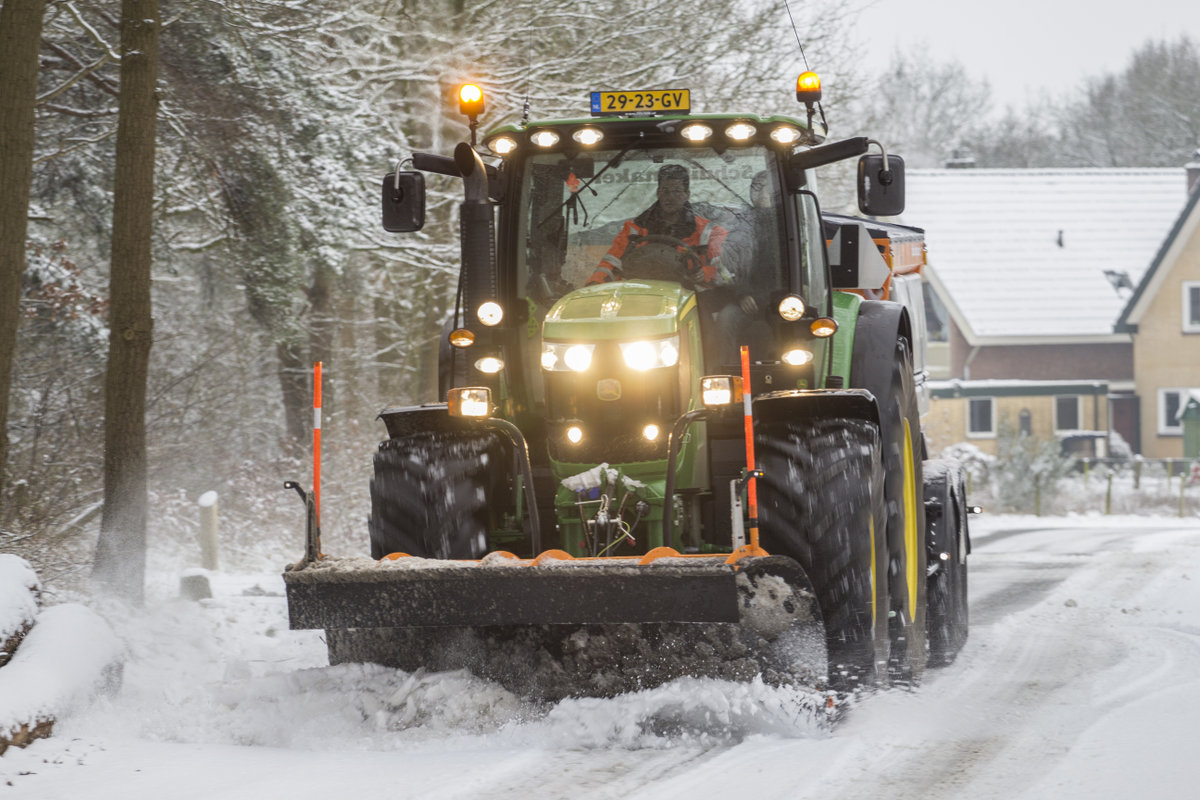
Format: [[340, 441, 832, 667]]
[[756, 416, 888, 690], [368, 432, 497, 560]]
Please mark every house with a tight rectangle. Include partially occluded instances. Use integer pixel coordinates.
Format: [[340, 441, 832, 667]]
[[902, 165, 1192, 456], [1114, 156, 1200, 458]]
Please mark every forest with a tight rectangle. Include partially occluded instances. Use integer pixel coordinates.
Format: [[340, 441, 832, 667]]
[[2, 0, 1198, 595]]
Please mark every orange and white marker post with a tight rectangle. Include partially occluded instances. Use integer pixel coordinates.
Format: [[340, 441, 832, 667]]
[[313, 361, 322, 525], [740, 346, 760, 551]]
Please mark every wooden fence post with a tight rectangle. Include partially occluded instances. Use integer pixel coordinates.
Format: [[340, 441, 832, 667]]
[[198, 491, 219, 571]]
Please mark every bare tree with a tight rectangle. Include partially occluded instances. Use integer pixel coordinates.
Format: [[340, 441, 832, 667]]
[[92, 0, 159, 603], [857, 48, 993, 168], [1059, 37, 1200, 168], [0, 0, 48, 496], [956, 36, 1200, 169]]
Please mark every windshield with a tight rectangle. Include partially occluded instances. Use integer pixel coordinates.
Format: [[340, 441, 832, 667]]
[[517, 144, 787, 304]]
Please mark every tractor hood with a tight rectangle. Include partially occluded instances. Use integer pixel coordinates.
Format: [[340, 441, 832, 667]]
[[542, 280, 692, 342]]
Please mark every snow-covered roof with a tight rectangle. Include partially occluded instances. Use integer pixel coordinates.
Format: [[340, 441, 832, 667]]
[[1116, 186, 1200, 332], [901, 168, 1187, 343]]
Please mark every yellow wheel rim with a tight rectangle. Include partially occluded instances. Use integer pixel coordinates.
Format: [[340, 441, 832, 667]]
[[902, 418, 919, 615]]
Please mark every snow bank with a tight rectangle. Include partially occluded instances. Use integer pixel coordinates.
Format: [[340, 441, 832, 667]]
[[0, 604, 123, 752], [0, 555, 40, 645]]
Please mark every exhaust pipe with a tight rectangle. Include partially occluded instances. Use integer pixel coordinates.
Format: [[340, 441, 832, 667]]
[[454, 142, 498, 328]]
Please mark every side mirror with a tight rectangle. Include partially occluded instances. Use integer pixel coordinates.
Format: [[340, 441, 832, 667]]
[[382, 171, 425, 232], [857, 154, 905, 217]]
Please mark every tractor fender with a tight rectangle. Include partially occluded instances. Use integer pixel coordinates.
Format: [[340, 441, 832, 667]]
[[378, 403, 478, 438], [752, 388, 881, 429], [849, 299, 912, 397], [850, 299, 925, 457]]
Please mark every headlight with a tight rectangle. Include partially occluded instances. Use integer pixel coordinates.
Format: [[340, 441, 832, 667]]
[[542, 342, 595, 372], [530, 130, 560, 148], [566, 425, 583, 444], [619, 337, 679, 371], [782, 348, 814, 366], [778, 295, 805, 321], [477, 301, 503, 326], [474, 356, 504, 374], [642, 424, 660, 441], [680, 123, 712, 142]]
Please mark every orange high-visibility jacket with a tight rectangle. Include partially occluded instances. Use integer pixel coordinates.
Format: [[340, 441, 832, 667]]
[[588, 209, 727, 285]]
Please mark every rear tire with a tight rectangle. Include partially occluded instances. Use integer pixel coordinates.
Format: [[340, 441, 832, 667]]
[[368, 432, 498, 560], [925, 460, 969, 666], [756, 416, 890, 691], [855, 336, 927, 684]]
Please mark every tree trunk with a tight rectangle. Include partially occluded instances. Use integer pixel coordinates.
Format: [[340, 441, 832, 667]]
[[93, 0, 159, 604], [0, 0, 48, 495], [309, 262, 335, 415]]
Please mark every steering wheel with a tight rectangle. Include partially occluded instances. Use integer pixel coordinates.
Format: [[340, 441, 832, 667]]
[[621, 235, 702, 284]]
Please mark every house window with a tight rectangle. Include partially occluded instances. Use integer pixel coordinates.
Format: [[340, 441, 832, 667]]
[[1185, 282, 1200, 333], [967, 397, 994, 438], [1158, 388, 1187, 436], [1055, 395, 1081, 432]]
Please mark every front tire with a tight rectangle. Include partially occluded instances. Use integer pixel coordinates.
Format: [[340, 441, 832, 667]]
[[756, 416, 890, 691], [368, 431, 498, 560]]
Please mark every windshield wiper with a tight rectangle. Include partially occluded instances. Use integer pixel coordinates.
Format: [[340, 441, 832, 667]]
[[538, 138, 646, 230]]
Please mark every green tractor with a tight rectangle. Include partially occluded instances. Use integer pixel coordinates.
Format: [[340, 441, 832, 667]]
[[283, 79, 970, 700]]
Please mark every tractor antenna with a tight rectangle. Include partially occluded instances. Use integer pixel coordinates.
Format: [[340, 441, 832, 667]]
[[782, 0, 810, 70], [522, 19, 534, 126], [782, 0, 828, 134]]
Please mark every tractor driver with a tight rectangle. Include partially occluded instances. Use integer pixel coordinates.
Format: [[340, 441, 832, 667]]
[[585, 164, 728, 286]]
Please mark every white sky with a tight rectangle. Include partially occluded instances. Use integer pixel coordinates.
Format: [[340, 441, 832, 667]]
[[853, 0, 1199, 109]]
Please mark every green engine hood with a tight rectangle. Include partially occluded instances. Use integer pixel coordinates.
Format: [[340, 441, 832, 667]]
[[543, 280, 693, 341]]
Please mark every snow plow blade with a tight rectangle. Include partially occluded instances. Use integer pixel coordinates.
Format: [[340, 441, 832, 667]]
[[283, 554, 832, 700], [284, 557, 747, 630]]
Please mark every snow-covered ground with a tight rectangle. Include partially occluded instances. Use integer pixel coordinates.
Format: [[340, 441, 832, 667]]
[[3, 513, 1200, 799]]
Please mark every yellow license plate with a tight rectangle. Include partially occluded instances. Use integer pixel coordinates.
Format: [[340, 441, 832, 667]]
[[590, 89, 690, 116]]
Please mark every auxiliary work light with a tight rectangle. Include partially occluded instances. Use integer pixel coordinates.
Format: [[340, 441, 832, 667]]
[[701, 376, 743, 407], [447, 386, 490, 418]]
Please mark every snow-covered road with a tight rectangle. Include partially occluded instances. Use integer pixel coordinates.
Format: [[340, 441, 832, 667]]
[[3, 515, 1199, 799]]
